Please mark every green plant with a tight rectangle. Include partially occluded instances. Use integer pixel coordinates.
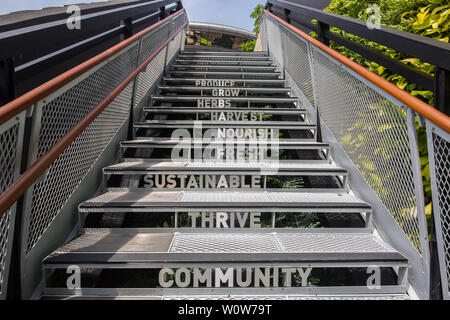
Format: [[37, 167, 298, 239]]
[[241, 40, 256, 51], [323, 0, 448, 228], [200, 37, 212, 46], [250, 4, 265, 34], [241, 4, 264, 52]]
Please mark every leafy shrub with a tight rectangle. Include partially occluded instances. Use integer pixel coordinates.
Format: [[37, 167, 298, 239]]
[[241, 40, 256, 52], [241, 4, 264, 51], [323, 0, 449, 226]]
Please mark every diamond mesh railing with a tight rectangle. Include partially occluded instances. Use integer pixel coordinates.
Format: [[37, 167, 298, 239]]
[[427, 123, 450, 299], [0, 114, 25, 299], [260, 10, 444, 299], [0, 9, 187, 299]]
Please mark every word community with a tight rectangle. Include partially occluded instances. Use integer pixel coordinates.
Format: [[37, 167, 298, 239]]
[[159, 267, 313, 288]]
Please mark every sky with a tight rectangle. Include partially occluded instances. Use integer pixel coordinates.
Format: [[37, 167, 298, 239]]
[[183, 0, 264, 31], [0, 0, 265, 31]]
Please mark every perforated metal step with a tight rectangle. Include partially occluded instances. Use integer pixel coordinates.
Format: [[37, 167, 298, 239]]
[[122, 138, 326, 146], [180, 51, 268, 56], [172, 65, 278, 71], [134, 120, 315, 130], [144, 107, 305, 116], [175, 59, 275, 66], [44, 231, 405, 264], [177, 55, 272, 61], [104, 160, 346, 173], [79, 190, 371, 212], [169, 71, 281, 78], [151, 95, 298, 104], [157, 86, 291, 94], [163, 77, 286, 86]]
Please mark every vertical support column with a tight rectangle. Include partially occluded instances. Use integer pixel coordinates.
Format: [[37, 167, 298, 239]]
[[307, 44, 322, 142], [176, 1, 183, 11], [159, 6, 167, 21], [0, 58, 16, 106], [434, 67, 450, 116], [123, 17, 133, 38], [128, 39, 143, 139], [426, 121, 450, 300], [317, 22, 330, 47], [283, 9, 291, 24], [406, 107, 430, 298]]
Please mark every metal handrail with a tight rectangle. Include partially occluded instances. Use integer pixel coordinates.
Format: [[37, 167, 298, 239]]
[[264, 10, 450, 133], [0, 9, 187, 218], [0, 9, 185, 126]]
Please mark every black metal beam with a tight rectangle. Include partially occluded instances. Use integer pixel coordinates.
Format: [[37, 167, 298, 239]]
[[0, 0, 176, 60], [267, 0, 450, 70], [324, 30, 435, 91], [0, 58, 16, 105], [0, 0, 180, 105], [434, 68, 450, 115]]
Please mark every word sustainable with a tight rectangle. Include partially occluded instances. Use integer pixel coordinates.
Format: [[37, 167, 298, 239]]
[[159, 267, 313, 288], [143, 174, 262, 189]]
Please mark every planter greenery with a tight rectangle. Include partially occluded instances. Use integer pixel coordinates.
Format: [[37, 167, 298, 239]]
[[241, 4, 264, 51], [322, 0, 449, 229]]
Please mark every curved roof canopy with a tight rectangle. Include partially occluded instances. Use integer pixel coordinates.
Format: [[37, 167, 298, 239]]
[[188, 22, 256, 40]]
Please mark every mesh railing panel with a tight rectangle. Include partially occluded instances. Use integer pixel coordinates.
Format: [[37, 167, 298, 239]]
[[26, 83, 133, 253], [25, 44, 139, 252], [262, 13, 425, 255], [166, 30, 182, 67], [311, 47, 423, 253], [0, 123, 19, 294], [25, 12, 186, 253], [35, 44, 139, 159], [281, 28, 315, 108], [264, 17, 284, 69], [429, 128, 450, 298], [134, 48, 167, 111], [139, 24, 169, 65]]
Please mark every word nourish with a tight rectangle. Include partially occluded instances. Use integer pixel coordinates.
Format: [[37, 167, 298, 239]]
[[159, 267, 313, 288]]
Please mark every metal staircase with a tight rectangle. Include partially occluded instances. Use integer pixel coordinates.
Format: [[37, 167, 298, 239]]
[[41, 50, 410, 300]]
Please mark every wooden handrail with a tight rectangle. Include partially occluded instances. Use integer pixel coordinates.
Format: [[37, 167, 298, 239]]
[[0, 9, 186, 126], [264, 10, 450, 133], [0, 12, 187, 217]]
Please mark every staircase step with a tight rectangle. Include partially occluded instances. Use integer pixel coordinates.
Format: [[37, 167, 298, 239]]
[[134, 120, 314, 129], [178, 55, 272, 61], [144, 107, 305, 117], [103, 161, 347, 191], [169, 71, 282, 78], [104, 160, 346, 175], [157, 86, 291, 95], [163, 77, 286, 86], [172, 65, 278, 71], [151, 95, 298, 104], [175, 59, 275, 66], [78, 190, 371, 212], [41, 294, 410, 300], [181, 51, 268, 56], [122, 138, 326, 146], [44, 231, 404, 264]]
